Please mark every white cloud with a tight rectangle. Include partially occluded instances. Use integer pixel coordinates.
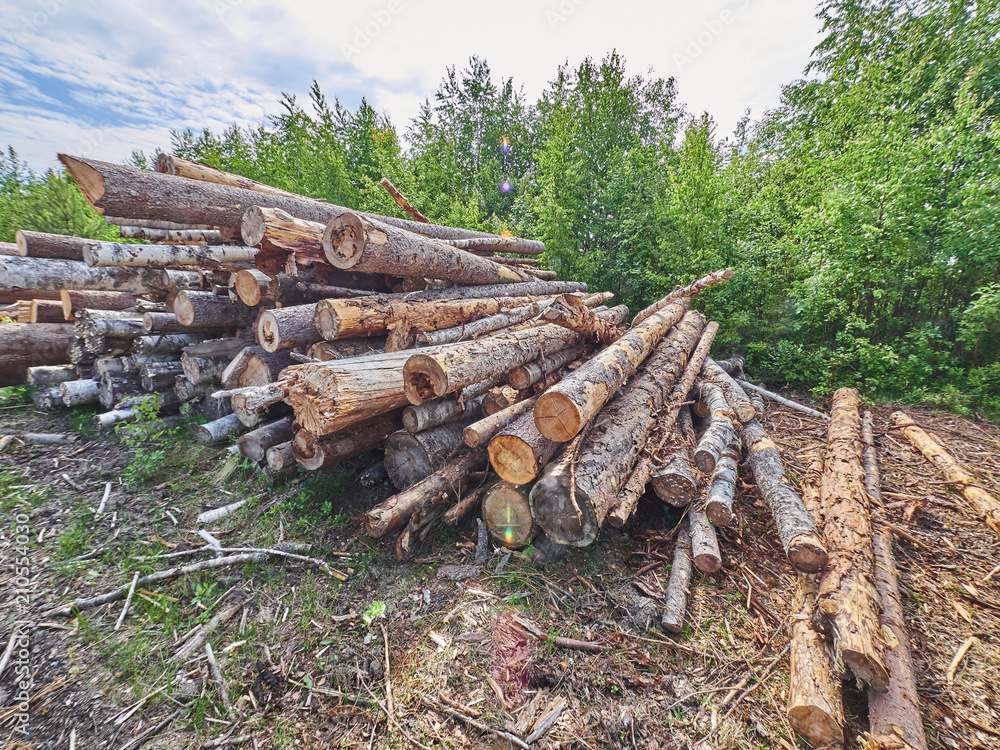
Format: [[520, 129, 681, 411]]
[[0, 0, 823, 171]]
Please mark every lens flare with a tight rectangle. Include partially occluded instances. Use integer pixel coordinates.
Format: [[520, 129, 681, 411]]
[[501, 136, 510, 154], [501, 180, 511, 192]]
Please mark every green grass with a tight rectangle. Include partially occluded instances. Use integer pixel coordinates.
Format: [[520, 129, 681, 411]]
[[0, 467, 49, 511]]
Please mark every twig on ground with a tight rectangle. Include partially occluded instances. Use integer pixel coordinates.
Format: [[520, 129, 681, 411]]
[[946, 636, 978, 685], [114, 572, 140, 631], [205, 642, 233, 716], [96, 481, 112, 516], [420, 695, 530, 749]]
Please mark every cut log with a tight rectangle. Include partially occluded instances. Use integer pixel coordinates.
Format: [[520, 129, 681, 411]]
[[157, 154, 318, 202], [507, 341, 594, 391], [15, 230, 88, 260], [482, 385, 527, 415], [650, 406, 700, 507], [180, 353, 229, 385], [99, 374, 142, 408], [236, 417, 295, 463], [291, 411, 402, 471], [183, 335, 253, 358], [94, 357, 127, 377], [265, 441, 297, 473], [739, 380, 829, 421], [143, 312, 229, 334], [533, 299, 689, 443], [364, 449, 488, 538], [890, 411, 1000, 537], [29, 300, 66, 324], [116, 226, 223, 244], [219, 346, 292, 389], [483, 482, 536, 548], [661, 523, 694, 634], [864, 412, 927, 750], [31, 386, 63, 409], [105, 216, 212, 231], [483, 401, 555, 484], [175, 378, 214, 403], [389, 280, 586, 301], [27, 364, 77, 386], [233, 269, 271, 306], [0, 241, 17, 256], [83, 241, 256, 269], [402, 394, 487, 435], [140, 360, 185, 391], [0, 256, 202, 295], [689, 506, 722, 573], [195, 413, 249, 444], [703, 435, 741, 526], [817, 388, 888, 692], [256, 304, 320, 352], [174, 291, 254, 329], [0, 323, 75, 358], [380, 177, 429, 223], [60, 379, 100, 407], [0, 289, 61, 305], [95, 408, 137, 429], [293, 281, 374, 301], [136, 334, 207, 355], [541, 295, 625, 344], [702, 358, 756, 423], [87, 317, 147, 339], [631, 267, 734, 326], [403, 309, 624, 405], [530, 311, 707, 546], [693, 379, 737, 473], [384, 421, 470, 490], [739, 390, 828, 573], [308, 337, 387, 361], [61, 290, 139, 320]]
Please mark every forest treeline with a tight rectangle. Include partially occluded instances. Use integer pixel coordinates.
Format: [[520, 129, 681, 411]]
[[2, 0, 998, 413]]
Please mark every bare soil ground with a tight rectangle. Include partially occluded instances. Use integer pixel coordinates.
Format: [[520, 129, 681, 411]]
[[1, 392, 998, 749]]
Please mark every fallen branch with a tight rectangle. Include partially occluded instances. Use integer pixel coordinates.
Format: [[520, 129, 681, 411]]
[[420, 695, 530, 750], [738, 380, 829, 421]]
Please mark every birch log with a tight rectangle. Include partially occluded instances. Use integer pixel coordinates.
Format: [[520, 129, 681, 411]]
[[83, 241, 256, 268], [0, 256, 202, 295]]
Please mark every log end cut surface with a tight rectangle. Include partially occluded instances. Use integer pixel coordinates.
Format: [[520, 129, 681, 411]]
[[487, 434, 542, 486], [403, 354, 448, 404], [533, 391, 582, 444]]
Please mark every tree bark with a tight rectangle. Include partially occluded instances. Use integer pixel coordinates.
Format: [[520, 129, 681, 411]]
[[441, 236, 545, 256], [15, 230, 88, 260], [401, 376, 503, 434], [174, 378, 214, 403], [84, 241, 256, 269], [650, 406, 700, 507], [660, 522, 694, 634], [0, 289, 61, 305], [105, 216, 212, 231], [507, 341, 594, 391], [485, 402, 556, 484], [703, 435, 741, 526], [482, 385, 528, 415], [265, 441, 297, 472], [157, 154, 319, 202], [143, 312, 230, 334], [380, 177, 429, 223], [817, 388, 889, 692], [0, 256, 203, 295], [29, 300, 66, 324], [291, 410, 401, 471], [136, 334, 207, 354], [99, 373, 142, 408], [693, 379, 738, 473], [541, 295, 625, 344], [60, 378, 100, 407], [26, 364, 77, 386], [530, 312, 706, 546], [533, 300, 689, 443], [0, 241, 17, 256], [386, 280, 586, 301], [238, 349, 293, 388], [702, 358, 756, 423], [256, 304, 320, 352], [865, 413, 927, 750], [116, 226, 223, 244], [631, 267, 734, 326], [364, 449, 488, 538], [0, 322, 75, 357], [174, 291, 254, 329], [180, 353, 229, 385], [236, 417, 295, 463], [483, 482, 536, 548], [61, 290, 139, 320], [140, 360, 185, 391], [307, 337, 386, 361], [890, 411, 1000, 537], [195, 413, 249, 444], [689, 506, 722, 573], [384, 421, 470, 490]]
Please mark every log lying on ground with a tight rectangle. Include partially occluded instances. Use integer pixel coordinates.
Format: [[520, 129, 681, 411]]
[[0, 256, 202, 295], [27, 364, 77, 386], [290, 411, 402, 471], [607, 322, 720, 528], [15, 230, 88, 260], [61, 290, 139, 320], [117, 226, 223, 244], [402, 310, 622, 405], [738, 390, 828, 573], [693, 379, 737, 473], [533, 299, 689, 443], [702, 358, 756, 422], [661, 523, 694, 634], [703, 435, 741, 526], [175, 291, 253, 329], [30, 300, 67, 323], [266, 441, 296, 473], [689, 506, 722, 573], [739, 380, 829, 421], [890, 411, 1000, 537], [865, 412, 928, 750], [483, 481, 536, 548], [650, 406, 700, 507], [365, 448, 488, 538], [631, 267, 734, 326], [817, 388, 888, 692], [196, 413, 249, 444], [541, 295, 625, 344], [60, 379, 100, 407], [384, 421, 470, 490], [99, 374, 142, 408], [530, 312, 706, 546], [83, 241, 257, 268], [236, 417, 294, 463], [485, 401, 554, 484]]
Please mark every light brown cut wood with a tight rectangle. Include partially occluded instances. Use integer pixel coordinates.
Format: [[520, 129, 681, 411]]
[[533, 299, 689, 443], [631, 267, 734, 326], [0, 241, 17, 256], [482, 385, 527, 416], [702, 358, 756, 423], [233, 269, 270, 306], [483, 482, 536, 548], [59, 378, 100, 406], [817, 388, 889, 692], [890, 411, 1000, 537], [266, 441, 296, 472], [485, 402, 554, 484], [0, 255, 202, 295], [380, 177, 429, 223], [291, 410, 402, 471]]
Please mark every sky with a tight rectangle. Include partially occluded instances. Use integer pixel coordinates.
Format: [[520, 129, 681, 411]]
[[0, 0, 824, 173]]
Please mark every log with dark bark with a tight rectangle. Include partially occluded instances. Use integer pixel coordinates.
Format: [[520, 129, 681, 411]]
[[817, 388, 889, 692], [290, 410, 402, 471], [175, 378, 214, 403], [364, 449, 488, 538], [180, 353, 229, 385], [650, 406, 700, 507], [0, 256, 202, 295], [266, 441, 297, 473], [890, 410, 1000, 537], [380, 177, 429, 223], [61, 290, 139, 320], [483, 481, 536, 548], [394, 280, 585, 301], [631, 267, 734, 326], [541, 295, 625, 344], [693, 379, 737, 473], [15, 230, 88, 260], [99, 374, 142, 408], [0, 289, 61, 305], [402, 393, 487, 435], [136, 334, 207, 355], [116, 226, 223, 244], [256, 304, 320, 352], [235, 348, 294, 388], [174, 291, 254, 329], [506, 342, 594, 391], [29, 300, 66, 324], [236, 417, 295, 463], [143, 312, 230, 335], [739, 390, 829, 574], [702, 358, 756, 423], [661, 523, 693, 634], [689, 506, 722, 573], [84, 241, 256, 269], [530, 312, 706, 546], [157, 154, 317, 202], [703, 435, 740, 526], [485, 402, 555, 484], [140, 360, 185, 391], [0, 323, 75, 358], [865, 412, 928, 750], [384, 421, 470, 490], [533, 300, 690, 443]]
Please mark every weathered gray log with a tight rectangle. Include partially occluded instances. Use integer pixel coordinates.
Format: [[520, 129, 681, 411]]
[[693, 379, 737, 474], [236, 417, 295, 463], [384, 421, 471, 490], [689, 506, 722, 573], [290, 411, 402, 471], [26, 365, 77, 386], [739, 380, 829, 421], [174, 291, 253, 329], [702, 358, 756, 423], [307, 337, 387, 361], [703, 435, 740, 526], [140, 360, 185, 391], [61, 290, 139, 320], [195, 413, 249, 444], [60, 379, 100, 406], [0, 255, 202, 295], [83, 241, 256, 268], [32, 386, 63, 409], [180, 353, 229, 385], [136, 334, 207, 355], [661, 523, 694, 634], [631, 268, 733, 326], [29, 300, 67, 323], [116, 226, 223, 244], [401, 375, 504, 434], [105, 216, 212, 231], [256, 304, 320, 352], [99, 374, 142, 408], [506, 341, 594, 391], [143, 312, 232, 334]]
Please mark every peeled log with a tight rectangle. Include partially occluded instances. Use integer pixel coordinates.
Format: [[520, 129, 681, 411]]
[[61, 290, 139, 320], [817, 388, 888, 692], [175, 291, 254, 329], [533, 300, 689, 443], [15, 230, 87, 260], [703, 436, 741, 526], [384, 421, 470, 490], [364, 449, 488, 538], [530, 312, 706, 546], [689, 506, 722, 573], [890, 411, 1000, 538], [291, 411, 402, 471], [661, 523, 694, 634], [257, 304, 320, 352], [486, 403, 555, 484], [0, 256, 201, 295], [483, 482, 536, 548], [84, 241, 256, 268], [236, 417, 295, 463]]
